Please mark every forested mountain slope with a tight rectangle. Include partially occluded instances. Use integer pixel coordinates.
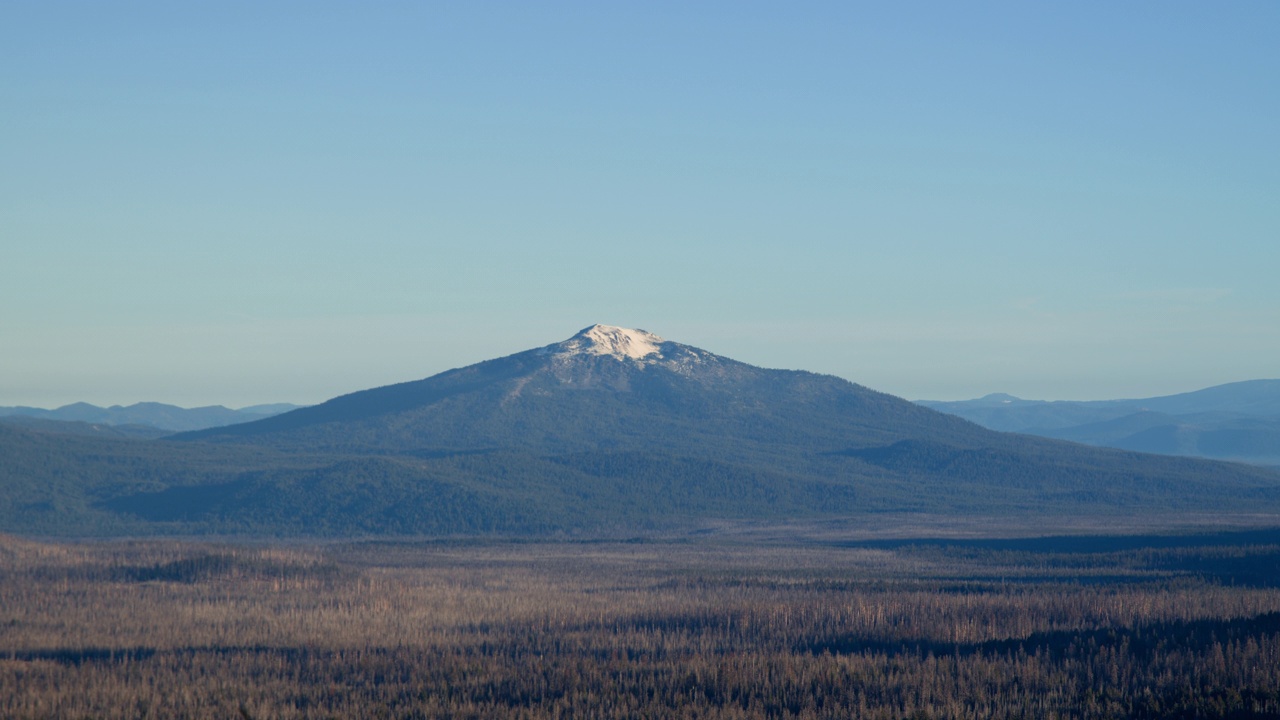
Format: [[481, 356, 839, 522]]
[[4, 326, 1279, 537]]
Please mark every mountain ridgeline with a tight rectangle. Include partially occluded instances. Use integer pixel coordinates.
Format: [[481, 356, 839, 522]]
[[0, 401, 300, 433], [4, 325, 1280, 537], [919, 380, 1280, 467]]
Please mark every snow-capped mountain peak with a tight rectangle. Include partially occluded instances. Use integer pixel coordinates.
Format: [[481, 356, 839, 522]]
[[551, 324, 666, 361]]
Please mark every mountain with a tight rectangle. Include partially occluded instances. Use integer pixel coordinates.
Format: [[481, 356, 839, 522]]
[[919, 380, 1280, 466], [0, 415, 171, 440], [4, 325, 1280, 537], [1130, 380, 1280, 416], [176, 324, 988, 454], [0, 401, 303, 433]]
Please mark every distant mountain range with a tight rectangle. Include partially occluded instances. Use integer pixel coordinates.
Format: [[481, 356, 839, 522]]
[[3, 326, 1279, 537], [917, 380, 1280, 467], [0, 402, 302, 433]]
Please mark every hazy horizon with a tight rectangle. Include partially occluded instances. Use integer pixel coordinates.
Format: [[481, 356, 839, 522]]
[[4, 3, 1277, 408], [2, 333, 1275, 412]]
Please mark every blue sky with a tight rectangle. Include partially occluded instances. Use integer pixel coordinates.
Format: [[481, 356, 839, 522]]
[[3, 1, 1277, 407]]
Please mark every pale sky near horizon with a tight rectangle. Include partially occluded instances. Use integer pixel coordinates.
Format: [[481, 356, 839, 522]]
[[3, 2, 1278, 408]]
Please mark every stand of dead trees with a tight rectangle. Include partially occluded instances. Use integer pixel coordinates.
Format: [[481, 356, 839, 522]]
[[2, 535, 1279, 719]]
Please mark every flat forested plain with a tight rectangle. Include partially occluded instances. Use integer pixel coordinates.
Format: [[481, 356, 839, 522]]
[[3, 528, 1280, 719]]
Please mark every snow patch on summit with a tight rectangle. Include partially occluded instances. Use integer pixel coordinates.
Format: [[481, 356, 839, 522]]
[[553, 324, 665, 361]]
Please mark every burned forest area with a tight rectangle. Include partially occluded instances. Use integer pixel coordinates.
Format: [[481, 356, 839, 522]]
[[3, 530, 1280, 719]]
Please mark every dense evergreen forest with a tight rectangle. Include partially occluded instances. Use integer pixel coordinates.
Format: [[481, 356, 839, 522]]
[[3, 532, 1280, 718], [5, 415, 1280, 537]]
